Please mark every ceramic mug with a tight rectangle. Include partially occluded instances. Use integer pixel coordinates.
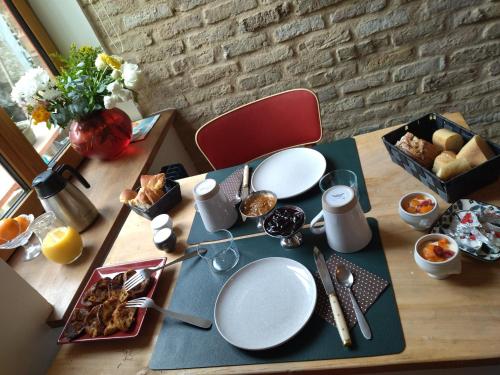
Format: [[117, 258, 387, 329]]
[[193, 179, 238, 232], [414, 234, 461, 279], [310, 185, 372, 253]]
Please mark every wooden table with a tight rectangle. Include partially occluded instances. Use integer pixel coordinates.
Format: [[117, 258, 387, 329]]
[[9, 110, 175, 325], [48, 114, 500, 374]]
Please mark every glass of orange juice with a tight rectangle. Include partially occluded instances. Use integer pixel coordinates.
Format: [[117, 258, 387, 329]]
[[31, 212, 83, 264]]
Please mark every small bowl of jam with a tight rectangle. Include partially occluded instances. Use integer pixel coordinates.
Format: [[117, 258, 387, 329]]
[[239, 191, 277, 229], [263, 205, 305, 248]]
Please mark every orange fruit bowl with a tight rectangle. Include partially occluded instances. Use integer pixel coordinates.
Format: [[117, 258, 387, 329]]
[[0, 214, 34, 250]]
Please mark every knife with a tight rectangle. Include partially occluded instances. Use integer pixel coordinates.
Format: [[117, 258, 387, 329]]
[[313, 247, 352, 347], [240, 164, 250, 201]]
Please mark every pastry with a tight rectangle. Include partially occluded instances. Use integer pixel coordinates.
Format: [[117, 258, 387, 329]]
[[85, 305, 105, 338], [120, 173, 166, 209], [432, 151, 471, 181], [102, 298, 121, 336], [81, 278, 111, 306], [140, 173, 165, 191], [119, 189, 137, 204], [457, 135, 495, 168], [395, 132, 441, 169], [432, 128, 464, 153], [112, 303, 137, 332], [123, 270, 150, 298], [62, 308, 88, 340]]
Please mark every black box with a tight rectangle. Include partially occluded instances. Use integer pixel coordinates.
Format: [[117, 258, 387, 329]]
[[130, 179, 182, 220], [382, 113, 500, 203]]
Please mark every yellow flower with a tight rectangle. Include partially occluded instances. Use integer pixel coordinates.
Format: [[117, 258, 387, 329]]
[[79, 46, 94, 55], [31, 105, 51, 125], [102, 54, 121, 70]]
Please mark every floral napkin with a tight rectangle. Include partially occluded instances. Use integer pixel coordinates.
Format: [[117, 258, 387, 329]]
[[220, 168, 244, 204], [314, 254, 389, 328]]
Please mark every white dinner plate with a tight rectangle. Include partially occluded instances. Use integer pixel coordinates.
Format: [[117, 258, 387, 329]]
[[251, 147, 326, 199], [214, 257, 317, 350]]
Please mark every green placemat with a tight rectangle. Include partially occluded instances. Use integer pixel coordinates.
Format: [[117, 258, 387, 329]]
[[150, 219, 405, 370], [187, 138, 371, 244]]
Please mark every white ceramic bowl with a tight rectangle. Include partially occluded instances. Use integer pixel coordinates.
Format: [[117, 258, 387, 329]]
[[399, 192, 439, 231], [414, 233, 461, 279]]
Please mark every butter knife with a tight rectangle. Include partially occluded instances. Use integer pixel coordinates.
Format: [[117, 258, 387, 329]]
[[313, 247, 352, 347], [240, 164, 250, 201]]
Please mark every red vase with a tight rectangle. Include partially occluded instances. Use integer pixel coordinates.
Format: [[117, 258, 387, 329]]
[[69, 108, 132, 160]]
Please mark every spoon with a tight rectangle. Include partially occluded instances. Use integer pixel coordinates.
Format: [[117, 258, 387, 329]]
[[335, 264, 372, 340]]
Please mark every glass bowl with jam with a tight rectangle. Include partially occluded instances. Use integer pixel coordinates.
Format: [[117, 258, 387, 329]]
[[263, 205, 305, 248], [239, 191, 277, 229]]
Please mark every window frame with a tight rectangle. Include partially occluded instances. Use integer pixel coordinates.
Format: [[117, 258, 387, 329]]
[[0, 0, 84, 260]]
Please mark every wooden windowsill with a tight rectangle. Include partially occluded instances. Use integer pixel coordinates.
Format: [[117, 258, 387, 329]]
[[8, 110, 176, 325]]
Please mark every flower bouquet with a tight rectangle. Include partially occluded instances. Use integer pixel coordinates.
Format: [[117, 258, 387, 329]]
[[11, 45, 144, 160]]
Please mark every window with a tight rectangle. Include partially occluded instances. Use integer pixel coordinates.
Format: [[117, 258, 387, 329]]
[[0, 0, 83, 259]]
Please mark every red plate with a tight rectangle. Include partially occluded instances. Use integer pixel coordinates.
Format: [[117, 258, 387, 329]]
[[58, 257, 166, 344]]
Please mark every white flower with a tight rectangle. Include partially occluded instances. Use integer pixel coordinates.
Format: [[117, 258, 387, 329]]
[[95, 54, 107, 70], [41, 86, 61, 101], [121, 62, 143, 90], [104, 81, 133, 108], [106, 81, 122, 94], [111, 69, 121, 80], [11, 67, 50, 106], [103, 95, 118, 109]]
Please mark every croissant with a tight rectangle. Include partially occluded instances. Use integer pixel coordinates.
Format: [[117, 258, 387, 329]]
[[140, 173, 165, 191], [119, 189, 137, 204], [120, 173, 166, 210]]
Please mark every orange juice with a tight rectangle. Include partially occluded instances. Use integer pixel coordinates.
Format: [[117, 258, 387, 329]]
[[41, 226, 83, 264]]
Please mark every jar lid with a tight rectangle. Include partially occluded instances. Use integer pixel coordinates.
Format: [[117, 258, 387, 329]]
[[322, 185, 357, 214], [153, 227, 173, 244], [193, 179, 219, 201], [151, 214, 172, 231]]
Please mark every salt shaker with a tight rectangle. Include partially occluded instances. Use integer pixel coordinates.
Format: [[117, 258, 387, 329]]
[[193, 179, 238, 232]]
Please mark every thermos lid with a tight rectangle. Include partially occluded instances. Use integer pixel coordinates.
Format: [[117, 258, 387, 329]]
[[193, 179, 219, 201], [322, 185, 357, 214], [32, 169, 67, 199], [32, 164, 91, 199]]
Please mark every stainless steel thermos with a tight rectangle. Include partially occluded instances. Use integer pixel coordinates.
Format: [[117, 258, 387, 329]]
[[32, 164, 98, 232]]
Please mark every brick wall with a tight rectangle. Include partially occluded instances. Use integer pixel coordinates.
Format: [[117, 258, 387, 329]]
[[82, 0, 500, 171]]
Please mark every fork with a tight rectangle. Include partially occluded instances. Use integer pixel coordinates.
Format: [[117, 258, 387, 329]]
[[126, 297, 212, 329], [123, 249, 206, 291]]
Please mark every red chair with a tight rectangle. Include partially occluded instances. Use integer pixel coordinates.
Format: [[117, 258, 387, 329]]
[[195, 89, 322, 169]]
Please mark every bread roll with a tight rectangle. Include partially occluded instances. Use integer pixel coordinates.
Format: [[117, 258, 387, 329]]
[[395, 132, 441, 169], [457, 135, 495, 168], [432, 128, 464, 153], [432, 151, 471, 181]]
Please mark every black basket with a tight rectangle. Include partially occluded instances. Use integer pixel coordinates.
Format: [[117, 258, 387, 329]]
[[160, 163, 188, 180], [382, 113, 500, 203], [130, 179, 182, 220]]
